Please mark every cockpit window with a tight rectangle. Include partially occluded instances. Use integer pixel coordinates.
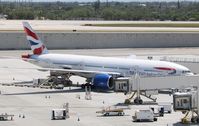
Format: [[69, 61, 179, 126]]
[[182, 70, 191, 73]]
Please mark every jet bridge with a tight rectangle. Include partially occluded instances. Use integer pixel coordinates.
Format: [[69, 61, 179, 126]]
[[173, 87, 199, 124], [114, 75, 199, 92], [138, 75, 199, 90], [114, 74, 199, 104]]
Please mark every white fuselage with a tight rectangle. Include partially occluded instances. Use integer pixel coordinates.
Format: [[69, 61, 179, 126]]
[[22, 22, 192, 79], [29, 53, 191, 78]]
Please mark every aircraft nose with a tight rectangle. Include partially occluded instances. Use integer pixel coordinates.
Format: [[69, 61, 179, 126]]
[[170, 62, 193, 75], [177, 64, 193, 75]]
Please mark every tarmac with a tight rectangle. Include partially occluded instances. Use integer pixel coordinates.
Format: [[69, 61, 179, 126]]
[[0, 20, 199, 32], [0, 48, 199, 126]]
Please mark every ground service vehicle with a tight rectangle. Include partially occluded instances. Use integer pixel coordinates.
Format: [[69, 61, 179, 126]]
[[132, 109, 157, 122], [96, 107, 125, 116]]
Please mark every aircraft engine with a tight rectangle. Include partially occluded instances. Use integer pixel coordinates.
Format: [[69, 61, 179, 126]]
[[92, 74, 114, 90]]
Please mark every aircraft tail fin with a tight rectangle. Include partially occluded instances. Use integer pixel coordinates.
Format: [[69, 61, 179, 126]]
[[22, 22, 48, 55]]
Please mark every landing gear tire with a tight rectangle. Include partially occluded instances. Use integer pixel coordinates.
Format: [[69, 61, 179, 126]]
[[191, 118, 196, 123], [138, 99, 143, 104], [197, 118, 199, 123], [134, 98, 143, 104], [105, 113, 109, 116], [134, 98, 139, 104]]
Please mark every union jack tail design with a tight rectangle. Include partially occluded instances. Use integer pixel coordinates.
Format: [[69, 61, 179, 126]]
[[22, 22, 48, 55]]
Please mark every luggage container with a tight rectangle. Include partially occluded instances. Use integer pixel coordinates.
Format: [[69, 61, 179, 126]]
[[51, 109, 68, 120]]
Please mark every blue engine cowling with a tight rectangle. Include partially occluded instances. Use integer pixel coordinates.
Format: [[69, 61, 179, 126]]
[[92, 74, 114, 90]]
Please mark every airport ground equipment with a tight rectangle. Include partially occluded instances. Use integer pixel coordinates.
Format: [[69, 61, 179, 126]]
[[51, 109, 68, 120], [120, 74, 199, 104], [150, 106, 164, 117], [114, 77, 129, 92], [130, 69, 143, 104], [173, 87, 199, 124], [181, 111, 199, 124], [96, 106, 125, 116], [173, 90, 197, 111], [114, 69, 157, 104], [85, 85, 92, 100], [138, 75, 199, 90], [33, 73, 72, 89], [132, 109, 157, 122], [0, 113, 14, 121], [54, 84, 64, 89], [158, 103, 172, 113], [62, 103, 70, 118]]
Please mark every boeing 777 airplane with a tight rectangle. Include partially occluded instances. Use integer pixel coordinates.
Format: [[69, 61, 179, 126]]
[[21, 22, 192, 91]]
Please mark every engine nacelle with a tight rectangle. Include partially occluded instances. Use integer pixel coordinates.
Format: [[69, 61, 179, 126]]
[[92, 74, 114, 90]]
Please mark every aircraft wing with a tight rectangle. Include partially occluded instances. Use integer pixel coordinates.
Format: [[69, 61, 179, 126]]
[[37, 68, 122, 77], [0, 57, 122, 78], [0, 66, 122, 78]]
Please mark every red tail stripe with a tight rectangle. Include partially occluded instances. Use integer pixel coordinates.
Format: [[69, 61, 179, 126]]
[[24, 27, 38, 40], [21, 54, 31, 59], [154, 67, 175, 71], [33, 46, 44, 55]]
